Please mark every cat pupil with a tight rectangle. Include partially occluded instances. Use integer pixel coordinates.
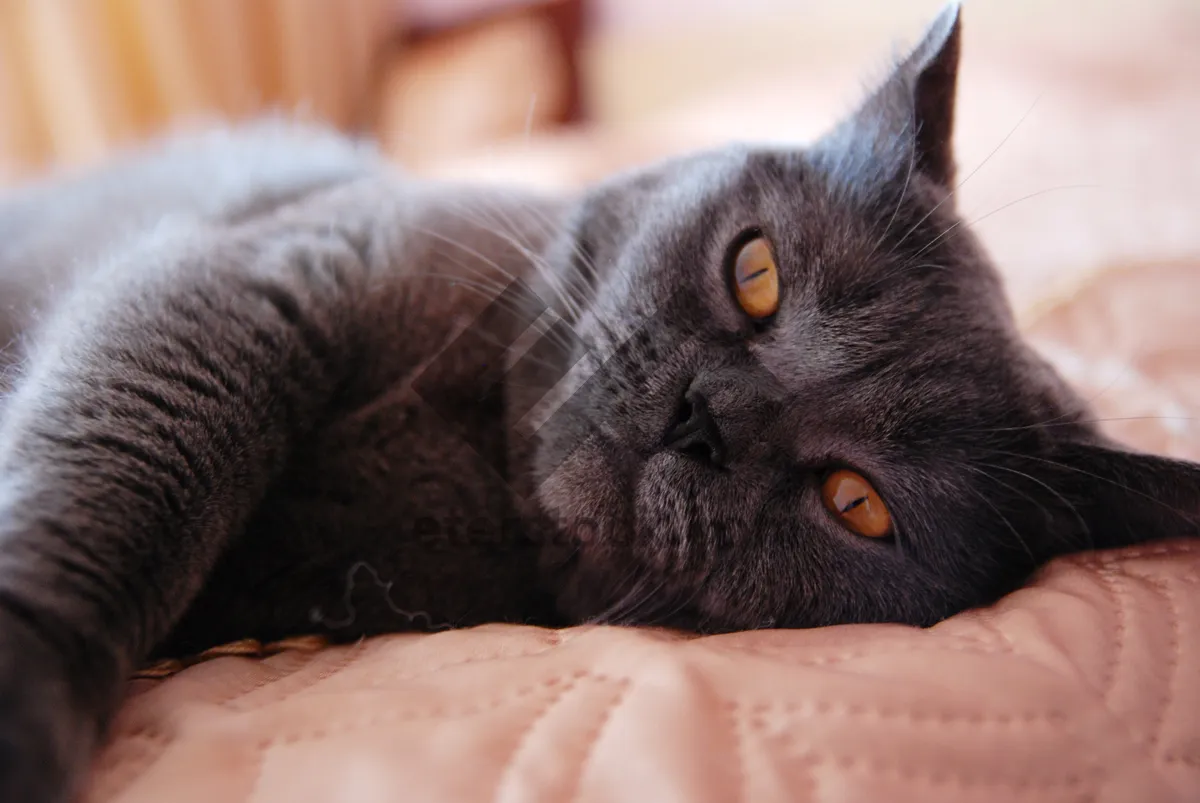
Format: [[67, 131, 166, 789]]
[[841, 496, 868, 514]]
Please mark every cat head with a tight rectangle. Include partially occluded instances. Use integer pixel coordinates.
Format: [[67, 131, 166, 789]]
[[528, 3, 1200, 630]]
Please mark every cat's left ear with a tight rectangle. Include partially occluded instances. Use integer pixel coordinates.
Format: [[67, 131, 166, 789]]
[[898, 1, 962, 188], [822, 2, 962, 191], [1045, 440, 1200, 552]]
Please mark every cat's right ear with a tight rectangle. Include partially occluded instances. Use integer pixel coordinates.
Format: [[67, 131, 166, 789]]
[[818, 2, 962, 194], [1041, 440, 1200, 553]]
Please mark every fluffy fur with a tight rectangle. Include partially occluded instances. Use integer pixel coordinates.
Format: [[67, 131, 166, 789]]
[[0, 6, 1196, 801]]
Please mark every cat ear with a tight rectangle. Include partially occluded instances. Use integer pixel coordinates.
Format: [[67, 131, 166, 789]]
[[898, 1, 962, 188], [1045, 440, 1200, 552], [821, 2, 962, 192]]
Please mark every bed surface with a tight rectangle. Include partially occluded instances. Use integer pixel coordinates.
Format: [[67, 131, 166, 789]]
[[90, 541, 1198, 803]]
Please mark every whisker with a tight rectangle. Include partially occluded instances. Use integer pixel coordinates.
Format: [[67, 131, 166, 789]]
[[486, 185, 600, 286], [975, 460, 1091, 549], [612, 579, 667, 626], [413, 224, 524, 287], [899, 183, 1105, 267], [402, 269, 512, 305], [887, 94, 1043, 260], [652, 586, 700, 628], [947, 415, 1196, 439], [403, 253, 581, 365], [863, 125, 918, 264], [954, 466, 1037, 562], [450, 194, 592, 323], [989, 448, 1196, 521], [583, 568, 645, 626], [411, 226, 585, 358]]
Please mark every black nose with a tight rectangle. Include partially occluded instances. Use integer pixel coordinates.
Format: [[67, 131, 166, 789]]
[[664, 389, 727, 467]]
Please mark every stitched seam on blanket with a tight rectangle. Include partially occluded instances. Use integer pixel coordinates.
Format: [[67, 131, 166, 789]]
[[737, 699, 1068, 726], [224, 638, 372, 710], [1146, 576, 1181, 754], [486, 674, 581, 802], [249, 671, 615, 749], [1095, 568, 1127, 703], [565, 679, 631, 803], [363, 642, 567, 689]]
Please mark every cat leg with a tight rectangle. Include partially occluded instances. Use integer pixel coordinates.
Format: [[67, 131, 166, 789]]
[[0, 214, 370, 803]]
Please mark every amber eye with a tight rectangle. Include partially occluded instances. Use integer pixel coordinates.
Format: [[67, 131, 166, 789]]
[[821, 469, 893, 538], [731, 235, 780, 320]]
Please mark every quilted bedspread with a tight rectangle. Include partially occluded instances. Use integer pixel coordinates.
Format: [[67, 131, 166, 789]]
[[83, 4, 1200, 802], [89, 539, 1200, 803], [89, 542, 1200, 803]]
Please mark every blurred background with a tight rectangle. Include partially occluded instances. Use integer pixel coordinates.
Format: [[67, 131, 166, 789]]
[[0, 0, 1197, 317]]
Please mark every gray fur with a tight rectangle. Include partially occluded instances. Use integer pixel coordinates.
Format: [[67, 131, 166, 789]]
[[0, 6, 1197, 801]]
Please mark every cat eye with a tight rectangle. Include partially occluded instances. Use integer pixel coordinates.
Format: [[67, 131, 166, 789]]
[[731, 235, 780, 320], [821, 469, 893, 538]]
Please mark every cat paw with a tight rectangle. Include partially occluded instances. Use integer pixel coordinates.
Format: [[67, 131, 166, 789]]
[[0, 614, 101, 803]]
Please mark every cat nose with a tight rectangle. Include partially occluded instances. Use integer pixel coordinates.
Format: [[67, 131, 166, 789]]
[[663, 389, 727, 468]]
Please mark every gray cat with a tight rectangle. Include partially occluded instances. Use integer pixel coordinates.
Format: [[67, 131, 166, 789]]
[[0, 5, 1196, 801]]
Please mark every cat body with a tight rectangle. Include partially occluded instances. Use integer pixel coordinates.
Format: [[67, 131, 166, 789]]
[[1, 124, 573, 649], [0, 6, 1197, 802]]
